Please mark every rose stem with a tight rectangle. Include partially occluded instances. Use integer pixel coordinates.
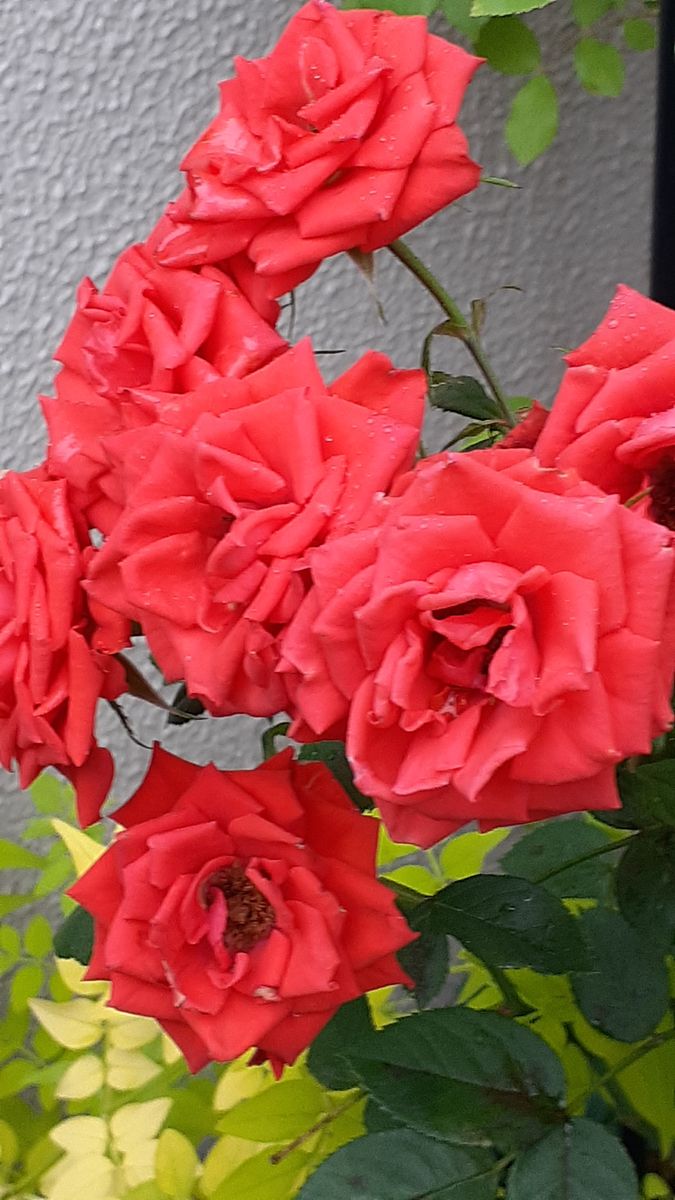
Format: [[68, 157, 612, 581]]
[[268, 1092, 363, 1165], [387, 238, 516, 429]]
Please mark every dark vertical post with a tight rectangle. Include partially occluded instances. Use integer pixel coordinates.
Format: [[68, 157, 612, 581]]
[[651, 0, 675, 305]]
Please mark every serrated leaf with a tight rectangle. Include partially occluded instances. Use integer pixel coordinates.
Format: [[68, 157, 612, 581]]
[[623, 17, 656, 48], [107, 1047, 162, 1091], [503, 817, 618, 900], [10, 964, 44, 1012], [506, 76, 558, 164], [29, 997, 103, 1050], [217, 1078, 326, 1141], [428, 374, 500, 421], [472, 0, 554, 17], [475, 16, 540, 74], [51, 818, 105, 877], [23, 914, 53, 958], [298, 1130, 497, 1199], [571, 909, 669, 1042], [575, 38, 625, 95], [412, 875, 589, 974], [308, 998, 375, 1091], [155, 1128, 199, 1200], [614, 761, 675, 829], [53, 906, 94, 965], [0, 839, 43, 870], [506, 1118, 639, 1199], [55, 1053, 105, 1100], [615, 831, 675, 953]]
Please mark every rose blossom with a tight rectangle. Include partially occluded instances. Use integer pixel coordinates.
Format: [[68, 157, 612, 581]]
[[0, 470, 125, 826], [280, 450, 675, 847], [41, 240, 286, 535], [154, 0, 481, 297], [535, 285, 675, 526], [85, 340, 425, 718], [70, 746, 415, 1073]]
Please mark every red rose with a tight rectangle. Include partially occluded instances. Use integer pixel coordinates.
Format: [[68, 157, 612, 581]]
[[70, 746, 414, 1074], [154, 0, 481, 297], [536, 286, 675, 526], [41, 241, 286, 534], [0, 470, 125, 826], [85, 340, 424, 718], [280, 450, 675, 846]]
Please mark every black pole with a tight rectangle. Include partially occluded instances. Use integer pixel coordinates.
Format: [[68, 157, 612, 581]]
[[651, 0, 675, 305]]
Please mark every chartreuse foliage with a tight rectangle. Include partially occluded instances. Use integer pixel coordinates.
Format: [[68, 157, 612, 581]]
[[2, 767, 675, 1198], [343, 0, 657, 163]]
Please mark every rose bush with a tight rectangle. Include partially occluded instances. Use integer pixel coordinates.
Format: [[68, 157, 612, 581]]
[[41, 241, 286, 535], [0, 470, 125, 826], [536, 285, 675, 527], [154, 0, 481, 296], [281, 449, 675, 846], [70, 746, 415, 1074], [84, 339, 424, 719]]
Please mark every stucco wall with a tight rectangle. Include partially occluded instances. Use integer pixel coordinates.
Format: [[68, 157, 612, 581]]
[[0, 0, 656, 826]]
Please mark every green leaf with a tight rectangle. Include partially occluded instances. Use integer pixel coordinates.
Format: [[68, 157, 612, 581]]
[[297, 742, 373, 811], [53, 906, 94, 965], [23, 914, 53, 959], [335, 1008, 566, 1151], [209, 1145, 309, 1200], [308, 998, 374, 1091], [506, 1118, 639, 1199], [440, 0, 488, 36], [10, 965, 44, 1013], [502, 817, 618, 899], [155, 1128, 199, 1200], [613, 761, 675, 829], [298, 1131, 497, 1199], [0, 895, 33, 917], [29, 773, 74, 817], [471, 0, 554, 18], [0, 839, 43, 870], [412, 875, 589, 974], [398, 933, 449, 1009], [475, 17, 540, 74], [506, 76, 558, 164], [572, 0, 613, 27], [262, 721, 291, 760], [0, 1059, 38, 1100], [217, 1079, 326, 1141], [428, 374, 500, 421], [571, 909, 669, 1042], [623, 17, 656, 49], [574, 39, 625, 96], [615, 831, 675, 953]]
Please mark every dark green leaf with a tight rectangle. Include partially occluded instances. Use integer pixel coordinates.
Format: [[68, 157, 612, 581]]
[[53, 906, 94, 966], [308, 997, 374, 1091], [611, 761, 675, 829], [615, 831, 675, 952], [341, 1008, 566, 1151], [506, 77, 558, 164], [398, 932, 449, 1008], [166, 684, 205, 726], [574, 38, 625, 96], [364, 1098, 406, 1133], [572, 0, 613, 27], [428, 374, 500, 421], [571, 909, 668, 1042], [412, 875, 589, 974], [298, 1131, 498, 1199], [623, 17, 656, 49], [503, 817, 618, 900], [261, 721, 291, 760], [506, 1118, 639, 1199], [475, 17, 541, 74], [297, 742, 373, 811]]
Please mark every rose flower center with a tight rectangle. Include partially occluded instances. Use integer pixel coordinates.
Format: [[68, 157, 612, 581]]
[[649, 460, 675, 529], [426, 601, 513, 716], [207, 862, 275, 952]]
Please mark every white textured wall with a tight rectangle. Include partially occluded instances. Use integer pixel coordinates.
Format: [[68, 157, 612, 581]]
[[0, 0, 655, 827]]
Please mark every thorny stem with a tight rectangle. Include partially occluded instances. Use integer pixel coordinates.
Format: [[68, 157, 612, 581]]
[[570, 1026, 675, 1110], [387, 238, 516, 429], [532, 833, 635, 884], [268, 1092, 363, 1165]]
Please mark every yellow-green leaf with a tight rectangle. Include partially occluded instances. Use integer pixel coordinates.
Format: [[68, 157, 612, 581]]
[[106, 1048, 162, 1091], [107, 1012, 159, 1050], [55, 1054, 105, 1100], [24, 914, 53, 958], [213, 1060, 273, 1112], [201, 1135, 267, 1196], [50, 1116, 108, 1158], [209, 1145, 309, 1200], [55, 956, 109, 998], [437, 828, 509, 880], [0, 1119, 19, 1169], [51, 818, 106, 878], [110, 1100, 172, 1153], [11, 964, 44, 1012], [43, 1153, 115, 1200], [29, 997, 103, 1050], [217, 1078, 326, 1141], [154, 1128, 199, 1199]]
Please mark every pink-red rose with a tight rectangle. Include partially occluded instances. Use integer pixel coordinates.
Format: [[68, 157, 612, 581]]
[[70, 746, 414, 1073], [41, 241, 286, 535], [0, 470, 125, 825], [281, 450, 675, 847], [85, 340, 424, 718], [155, 0, 481, 297], [536, 285, 675, 526]]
